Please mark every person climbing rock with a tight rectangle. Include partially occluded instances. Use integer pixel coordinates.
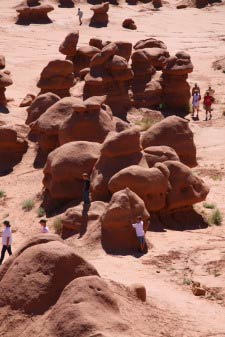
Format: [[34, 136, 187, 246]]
[[77, 8, 83, 25], [82, 173, 90, 204], [132, 216, 147, 253], [191, 91, 201, 119], [192, 83, 200, 96], [39, 219, 49, 233], [203, 91, 214, 121], [0, 220, 12, 265]]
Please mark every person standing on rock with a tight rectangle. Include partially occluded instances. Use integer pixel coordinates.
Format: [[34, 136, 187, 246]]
[[0, 220, 12, 265], [82, 173, 91, 204], [39, 219, 49, 233], [203, 91, 214, 121], [132, 216, 147, 253], [191, 91, 201, 119], [77, 8, 83, 25]]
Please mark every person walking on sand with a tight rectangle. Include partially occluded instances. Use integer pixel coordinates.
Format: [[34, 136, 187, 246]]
[[0, 220, 12, 265], [77, 8, 83, 25], [192, 83, 200, 96], [82, 173, 90, 205], [39, 219, 49, 233], [191, 91, 201, 119], [132, 216, 147, 253], [203, 91, 214, 121]]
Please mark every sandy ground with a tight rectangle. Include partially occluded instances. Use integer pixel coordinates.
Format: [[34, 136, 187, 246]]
[[1, 0, 225, 335]]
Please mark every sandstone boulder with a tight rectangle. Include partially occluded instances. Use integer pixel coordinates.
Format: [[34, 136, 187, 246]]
[[16, 0, 54, 24], [108, 165, 169, 211], [19, 93, 36, 107], [37, 59, 75, 98], [0, 126, 28, 175], [153, 0, 162, 8], [143, 145, 180, 167], [70, 45, 100, 77], [123, 18, 137, 30], [0, 70, 13, 106], [59, 31, 79, 56], [43, 141, 101, 202], [0, 238, 98, 314], [58, 0, 75, 7], [141, 116, 197, 167], [101, 188, 150, 251], [0, 55, 5, 69], [134, 38, 167, 50]]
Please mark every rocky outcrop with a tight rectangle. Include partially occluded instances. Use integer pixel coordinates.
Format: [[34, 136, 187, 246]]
[[134, 38, 167, 50], [143, 145, 180, 168], [0, 126, 28, 175], [101, 188, 150, 251], [16, 0, 54, 24], [90, 2, 109, 27], [43, 141, 101, 202], [37, 59, 75, 98], [19, 93, 36, 107], [160, 51, 193, 111], [30, 96, 117, 155], [84, 42, 133, 119], [59, 31, 79, 57], [141, 116, 197, 168]]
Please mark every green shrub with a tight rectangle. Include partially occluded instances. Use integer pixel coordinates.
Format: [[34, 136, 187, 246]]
[[53, 217, 63, 235], [135, 117, 157, 131], [203, 202, 216, 209], [22, 199, 35, 211], [183, 277, 192, 286], [37, 207, 46, 217], [0, 190, 6, 198], [210, 208, 223, 226]]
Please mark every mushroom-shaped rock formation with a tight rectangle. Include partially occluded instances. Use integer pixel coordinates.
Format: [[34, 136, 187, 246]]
[[37, 59, 75, 98], [43, 141, 101, 203], [0, 70, 13, 106], [91, 128, 147, 201], [143, 145, 180, 168], [141, 116, 197, 168], [134, 38, 167, 50], [59, 31, 79, 57], [0, 235, 98, 315], [101, 188, 150, 251], [57, 0, 75, 7], [160, 51, 193, 111], [108, 165, 169, 211], [196, 0, 208, 7], [30, 96, 117, 156], [84, 42, 134, 119], [89, 40, 133, 61], [26, 92, 60, 125], [131, 48, 166, 108], [16, 0, 54, 24], [153, 0, 162, 8], [72, 46, 100, 77], [0, 126, 28, 175], [90, 2, 109, 27], [122, 18, 137, 30], [0, 55, 6, 69], [164, 161, 209, 210]]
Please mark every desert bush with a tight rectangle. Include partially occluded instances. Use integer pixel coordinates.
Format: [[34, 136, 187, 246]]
[[210, 208, 223, 226], [0, 190, 6, 198], [135, 117, 157, 131], [203, 202, 216, 209], [183, 277, 192, 286], [53, 217, 62, 235], [37, 207, 46, 217], [22, 199, 35, 211]]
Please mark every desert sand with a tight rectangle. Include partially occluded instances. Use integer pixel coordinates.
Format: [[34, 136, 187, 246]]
[[0, 0, 225, 336]]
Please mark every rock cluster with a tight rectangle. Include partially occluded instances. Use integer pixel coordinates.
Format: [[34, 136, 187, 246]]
[[16, 0, 54, 24], [0, 56, 13, 106], [90, 2, 109, 27]]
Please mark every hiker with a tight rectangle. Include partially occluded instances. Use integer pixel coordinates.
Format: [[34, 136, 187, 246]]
[[0, 220, 12, 265], [191, 91, 201, 119], [82, 173, 90, 204], [192, 83, 200, 96], [132, 216, 147, 252], [203, 91, 214, 121], [207, 85, 215, 98], [39, 219, 49, 233], [77, 8, 83, 25]]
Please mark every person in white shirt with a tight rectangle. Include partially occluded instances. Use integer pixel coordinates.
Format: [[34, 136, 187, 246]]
[[39, 219, 49, 233], [0, 220, 12, 265], [77, 8, 83, 25], [132, 216, 148, 252]]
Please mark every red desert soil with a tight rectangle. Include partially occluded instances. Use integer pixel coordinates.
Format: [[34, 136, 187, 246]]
[[0, 0, 225, 336]]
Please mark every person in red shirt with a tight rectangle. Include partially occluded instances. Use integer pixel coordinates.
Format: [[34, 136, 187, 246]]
[[203, 92, 214, 121]]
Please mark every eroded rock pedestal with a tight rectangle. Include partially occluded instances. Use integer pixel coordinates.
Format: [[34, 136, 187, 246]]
[[16, 0, 54, 24]]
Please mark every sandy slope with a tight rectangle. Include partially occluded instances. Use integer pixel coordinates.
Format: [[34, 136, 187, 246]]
[[0, 0, 225, 335]]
